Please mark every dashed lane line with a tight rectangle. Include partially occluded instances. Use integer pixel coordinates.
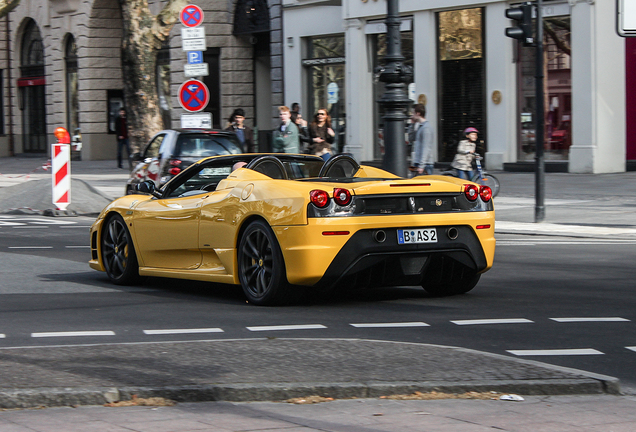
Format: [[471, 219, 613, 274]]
[[246, 324, 327, 332], [550, 317, 630, 323], [144, 328, 224, 335], [507, 349, 604, 356], [31, 331, 116, 338], [8, 246, 53, 249], [451, 318, 534, 326], [626, 347, 636, 353], [65, 245, 91, 248], [350, 322, 430, 328]]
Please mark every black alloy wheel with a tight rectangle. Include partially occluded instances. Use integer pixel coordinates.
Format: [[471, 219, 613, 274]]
[[101, 214, 140, 285], [237, 220, 290, 305]]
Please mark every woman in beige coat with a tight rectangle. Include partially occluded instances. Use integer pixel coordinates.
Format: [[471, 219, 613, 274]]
[[451, 127, 478, 180]]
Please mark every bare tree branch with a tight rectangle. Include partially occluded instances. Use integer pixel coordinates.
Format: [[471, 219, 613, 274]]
[[544, 21, 571, 57], [0, 0, 20, 18]]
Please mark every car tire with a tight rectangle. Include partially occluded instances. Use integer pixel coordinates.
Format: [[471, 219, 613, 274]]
[[421, 256, 480, 296], [101, 214, 141, 285], [237, 220, 291, 306]]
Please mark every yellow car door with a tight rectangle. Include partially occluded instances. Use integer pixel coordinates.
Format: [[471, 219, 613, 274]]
[[132, 193, 206, 269]]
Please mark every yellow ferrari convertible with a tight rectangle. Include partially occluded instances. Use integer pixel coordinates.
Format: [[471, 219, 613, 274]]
[[89, 154, 495, 305]]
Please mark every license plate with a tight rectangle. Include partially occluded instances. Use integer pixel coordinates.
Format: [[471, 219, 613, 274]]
[[397, 228, 437, 244]]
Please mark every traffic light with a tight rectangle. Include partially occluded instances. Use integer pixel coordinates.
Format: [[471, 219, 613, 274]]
[[505, 2, 534, 46]]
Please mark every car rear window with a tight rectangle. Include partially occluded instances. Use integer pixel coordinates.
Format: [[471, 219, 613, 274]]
[[176, 134, 242, 157]]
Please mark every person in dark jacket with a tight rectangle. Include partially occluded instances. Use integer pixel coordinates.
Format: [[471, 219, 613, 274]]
[[308, 108, 335, 161], [114, 108, 130, 169], [225, 108, 254, 153]]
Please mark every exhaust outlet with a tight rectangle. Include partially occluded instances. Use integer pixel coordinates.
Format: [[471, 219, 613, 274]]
[[447, 227, 459, 240], [373, 230, 386, 243]]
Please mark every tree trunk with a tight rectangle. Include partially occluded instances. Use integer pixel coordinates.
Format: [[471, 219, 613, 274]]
[[0, 0, 19, 18], [119, 0, 187, 152]]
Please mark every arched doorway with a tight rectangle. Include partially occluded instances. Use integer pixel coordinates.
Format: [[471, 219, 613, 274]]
[[19, 20, 47, 153]]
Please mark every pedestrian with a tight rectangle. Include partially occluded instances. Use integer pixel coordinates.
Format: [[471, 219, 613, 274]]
[[291, 111, 310, 153], [114, 108, 130, 169], [308, 108, 335, 161], [225, 108, 254, 153], [408, 104, 434, 176], [451, 127, 478, 180], [272, 106, 300, 154]]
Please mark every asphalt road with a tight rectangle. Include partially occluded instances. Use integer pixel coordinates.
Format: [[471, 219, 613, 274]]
[[1, 214, 636, 393]]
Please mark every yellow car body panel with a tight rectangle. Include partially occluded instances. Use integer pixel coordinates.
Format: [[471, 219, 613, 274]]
[[90, 153, 496, 301]]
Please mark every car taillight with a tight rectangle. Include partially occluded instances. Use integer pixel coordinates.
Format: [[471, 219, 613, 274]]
[[170, 159, 182, 166], [169, 167, 181, 175], [479, 185, 492, 202], [333, 188, 352, 206], [464, 184, 479, 201], [310, 190, 329, 208]]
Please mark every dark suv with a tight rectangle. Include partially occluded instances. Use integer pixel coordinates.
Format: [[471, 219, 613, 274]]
[[126, 129, 243, 195]]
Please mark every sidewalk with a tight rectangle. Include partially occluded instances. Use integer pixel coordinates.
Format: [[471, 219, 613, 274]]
[[2, 394, 636, 432]]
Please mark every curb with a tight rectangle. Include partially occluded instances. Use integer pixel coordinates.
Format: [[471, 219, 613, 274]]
[[0, 378, 617, 409]]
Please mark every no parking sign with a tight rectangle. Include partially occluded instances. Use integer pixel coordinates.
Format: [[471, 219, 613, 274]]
[[180, 5, 204, 28], [178, 79, 210, 112]]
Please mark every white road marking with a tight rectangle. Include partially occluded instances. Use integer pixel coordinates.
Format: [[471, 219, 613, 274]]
[[550, 317, 630, 323], [246, 324, 327, 332], [0, 334, 5, 338], [32, 331, 116, 338], [65, 245, 90, 249], [12, 226, 48, 229], [60, 226, 92, 229], [143, 328, 224, 335], [350, 322, 430, 328], [507, 349, 604, 356], [626, 347, 636, 353], [8, 246, 53, 249], [452, 318, 534, 325]]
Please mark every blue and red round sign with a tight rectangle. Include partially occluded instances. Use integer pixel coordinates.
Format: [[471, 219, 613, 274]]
[[178, 79, 210, 112], [180, 5, 204, 28]]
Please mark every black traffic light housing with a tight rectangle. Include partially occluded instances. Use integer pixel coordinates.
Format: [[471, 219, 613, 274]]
[[505, 2, 534, 46]]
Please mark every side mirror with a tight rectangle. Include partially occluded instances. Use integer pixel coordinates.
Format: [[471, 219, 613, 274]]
[[130, 152, 142, 162], [135, 180, 161, 198]]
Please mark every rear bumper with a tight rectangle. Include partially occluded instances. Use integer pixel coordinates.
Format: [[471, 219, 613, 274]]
[[274, 212, 495, 287]]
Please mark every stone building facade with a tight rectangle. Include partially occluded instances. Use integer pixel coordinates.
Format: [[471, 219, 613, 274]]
[[0, 0, 283, 159]]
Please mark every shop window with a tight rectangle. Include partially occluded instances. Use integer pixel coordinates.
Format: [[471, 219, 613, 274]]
[[303, 35, 346, 153], [517, 15, 572, 161], [437, 8, 484, 163], [371, 22, 413, 160]]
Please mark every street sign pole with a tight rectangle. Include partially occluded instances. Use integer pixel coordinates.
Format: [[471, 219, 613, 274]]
[[535, 0, 545, 223]]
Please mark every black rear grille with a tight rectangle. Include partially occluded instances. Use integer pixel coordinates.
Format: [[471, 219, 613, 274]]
[[361, 196, 453, 215]]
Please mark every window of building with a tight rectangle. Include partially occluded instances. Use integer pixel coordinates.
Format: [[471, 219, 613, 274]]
[[370, 20, 413, 160], [303, 35, 346, 153], [516, 15, 572, 161], [0, 69, 4, 135], [437, 8, 485, 162], [202, 48, 221, 129], [65, 35, 79, 138], [20, 19, 47, 153]]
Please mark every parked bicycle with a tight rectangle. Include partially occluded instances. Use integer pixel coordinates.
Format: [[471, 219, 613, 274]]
[[442, 153, 500, 197]]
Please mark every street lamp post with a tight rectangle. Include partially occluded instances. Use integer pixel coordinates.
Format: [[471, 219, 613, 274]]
[[377, 0, 412, 178]]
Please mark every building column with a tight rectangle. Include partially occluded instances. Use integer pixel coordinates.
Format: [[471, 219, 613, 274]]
[[344, 18, 374, 161], [485, 3, 517, 170], [569, 0, 625, 173]]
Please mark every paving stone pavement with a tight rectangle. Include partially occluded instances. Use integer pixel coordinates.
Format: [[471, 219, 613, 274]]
[[1, 394, 636, 431]]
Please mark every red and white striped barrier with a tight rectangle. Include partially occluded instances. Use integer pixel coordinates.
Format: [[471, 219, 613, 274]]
[[51, 143, 71, 211]]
